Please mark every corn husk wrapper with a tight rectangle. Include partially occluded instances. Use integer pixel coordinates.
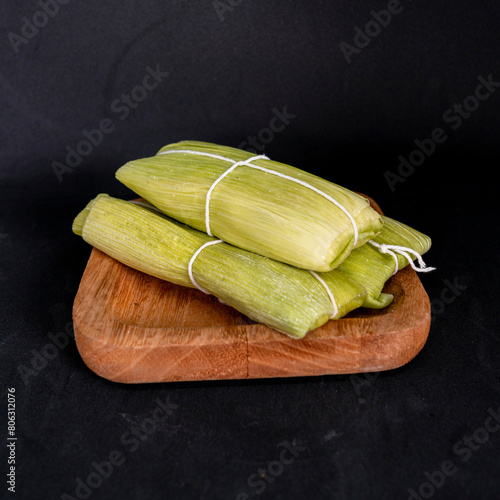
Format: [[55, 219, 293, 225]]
[[73, 195, 366, 338], [335, 216, 432, 308], [115, 141, 383, 272]]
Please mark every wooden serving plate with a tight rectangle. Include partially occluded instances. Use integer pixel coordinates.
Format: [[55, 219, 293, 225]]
[[73, 197, 431, 383]]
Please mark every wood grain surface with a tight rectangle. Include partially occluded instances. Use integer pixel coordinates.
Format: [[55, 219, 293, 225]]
[[72, 196, 431, 383]]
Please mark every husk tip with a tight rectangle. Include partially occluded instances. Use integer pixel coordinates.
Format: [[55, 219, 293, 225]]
[[72, 193, 110, 236]]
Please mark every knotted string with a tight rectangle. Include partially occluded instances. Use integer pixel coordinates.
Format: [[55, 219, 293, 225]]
[[368, 240, 436, 276]]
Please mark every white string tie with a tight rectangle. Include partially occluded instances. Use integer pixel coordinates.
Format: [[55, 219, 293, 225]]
[[369, 240, 435, 275], [187, 240, 223, 294], [309, 270, 339, 319], [158, 149, 359, 243], [204, 154, 268, 235]]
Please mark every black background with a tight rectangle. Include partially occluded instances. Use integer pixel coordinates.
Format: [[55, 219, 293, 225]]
[[1, 1, 499, 499]]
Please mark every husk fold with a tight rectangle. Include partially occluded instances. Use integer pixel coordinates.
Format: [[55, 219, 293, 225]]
[[335, 216, 432, 308], [115, 140, 383, 272]]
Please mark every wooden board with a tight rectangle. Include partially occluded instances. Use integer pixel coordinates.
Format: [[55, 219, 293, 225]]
[[72, 196, 431, 383]]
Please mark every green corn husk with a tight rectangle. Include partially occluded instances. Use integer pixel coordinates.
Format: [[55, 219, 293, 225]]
[[115, 140, 383, 272], [335, 216, 432, 308], [73, 195, 366, 338]]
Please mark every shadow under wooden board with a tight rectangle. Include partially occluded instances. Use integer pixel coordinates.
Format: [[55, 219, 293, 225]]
[[73, 195, 431, 383]]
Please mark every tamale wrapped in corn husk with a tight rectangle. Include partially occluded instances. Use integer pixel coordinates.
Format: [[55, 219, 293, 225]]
[[115, 141, 383, 272], [335, 216, 432, 308], [73, 195, 366, 338]]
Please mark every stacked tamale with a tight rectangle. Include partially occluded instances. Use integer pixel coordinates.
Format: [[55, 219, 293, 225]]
[[73, 141, 434, 338]]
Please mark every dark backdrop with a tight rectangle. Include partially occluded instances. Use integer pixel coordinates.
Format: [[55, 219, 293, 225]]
[[1, 1, 499, 499]]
